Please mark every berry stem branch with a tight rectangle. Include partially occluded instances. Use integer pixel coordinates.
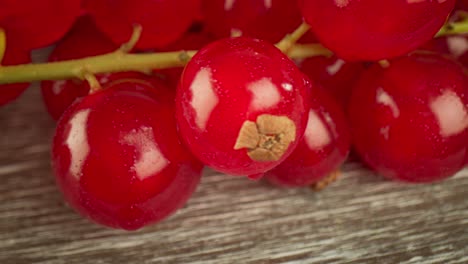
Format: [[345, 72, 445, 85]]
[[84, 72, 102, 93], [436, 16, 468, 37], [0, 43, 329, 85], [276, 22, 332, 58], [119, 25, 143, 53], [0, 50, 196, 85], [288, 43, 333, 59], [276, 22, 311, 53]]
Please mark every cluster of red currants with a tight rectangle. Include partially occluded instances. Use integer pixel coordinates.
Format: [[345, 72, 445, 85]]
[[1, 0, 467, 230]]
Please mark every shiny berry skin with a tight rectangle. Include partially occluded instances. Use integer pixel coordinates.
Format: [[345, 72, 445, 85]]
[[40, 17, 144, 120], [298, 55, 365, 109], [266, 86, 351, 187], [0, 42, 30, 106], [85, 0, 201, 49], [299, 0, 456, 61], [0, 0, 81, 50], [52, 80, 203, 230], [202, 0, 302, 43], [176, 37, 310, 176], [349, 53, 468, 183]]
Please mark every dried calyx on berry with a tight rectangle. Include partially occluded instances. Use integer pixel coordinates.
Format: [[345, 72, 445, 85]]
[[234, 115, 296, 162]]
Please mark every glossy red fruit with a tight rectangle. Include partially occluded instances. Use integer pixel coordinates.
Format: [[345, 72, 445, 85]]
[[349, 52, 468, 183], [0, 42, 31, 106], [202, 0, 302, 43], [52, 79, 202, 230], [298, 55, 365, 109], [0, 0, 81, 50], [85, 0, 201, 49], [176, 37, 310, 176], [299, 0, 455, 61], [266, 87, 350, 187], [41, 17, 146, 120]]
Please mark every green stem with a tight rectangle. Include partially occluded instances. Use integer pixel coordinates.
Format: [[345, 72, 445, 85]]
[[276, 22, 311, 53], [0, 43, 332, 85], [83, 72, 102, 93], [288, 43, 332, 59], [119, 25, 143, 53], [436, 17, 468, 37], [0, 50, 196, 85]]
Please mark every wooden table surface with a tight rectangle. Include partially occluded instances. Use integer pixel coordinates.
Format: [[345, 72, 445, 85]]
[[0, 50, 467, 264]]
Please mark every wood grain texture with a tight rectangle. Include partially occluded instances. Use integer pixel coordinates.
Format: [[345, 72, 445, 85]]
[[0, 50, 467, 264]]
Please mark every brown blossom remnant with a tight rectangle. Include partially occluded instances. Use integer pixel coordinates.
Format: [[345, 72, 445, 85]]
[[234, 114, 296, 162]]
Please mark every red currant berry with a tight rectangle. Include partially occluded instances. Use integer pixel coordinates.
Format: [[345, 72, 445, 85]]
[[52, 79, 202, 230], [0, 0, 81, 50], [298, 55, 365, 110], [266, 86, 351, 187], [298, 0, 455, 61], [41, 17, 144, 120], [85, 0, 201, 49], [0, 42, 30, 107], [176, 37, 310, 176], [349, 52, 468, 183], [202, 0, 302, 43]]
